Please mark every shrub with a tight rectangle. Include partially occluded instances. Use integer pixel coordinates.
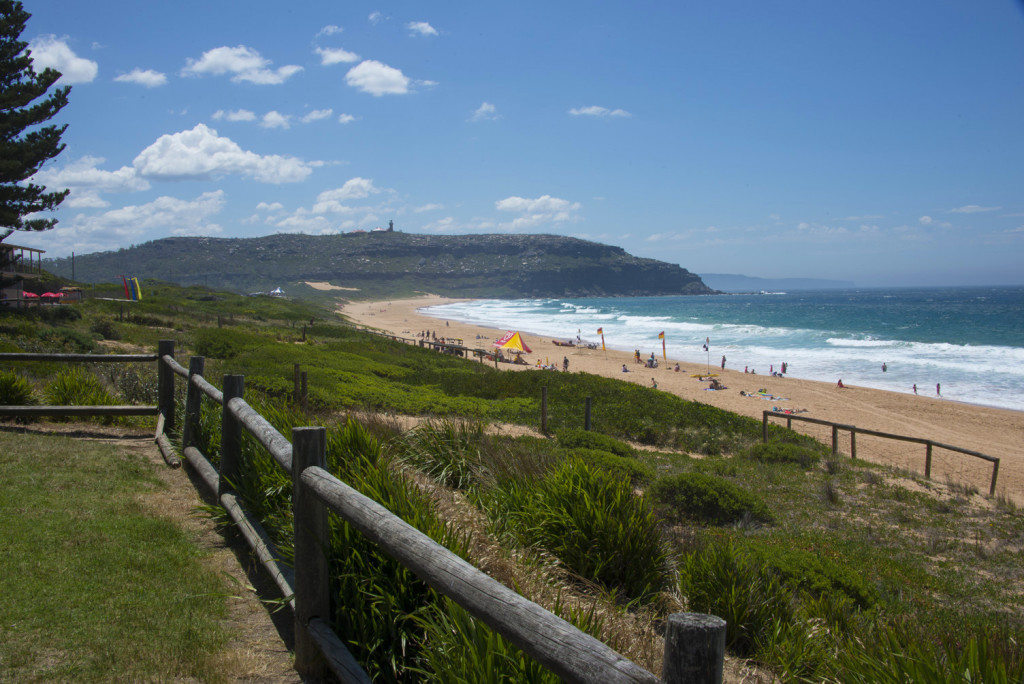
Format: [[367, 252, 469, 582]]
[[564, 447, 653, 485], [649, 472, 772, 525], [192, 327, 262, 359], [0, 370, 37, 406], [750, 542, 877, 609], [399, 419, 487, 490], [556, 427, 636, 458], [89, 317, 121, 340], [498, 458, 669, 602], [37, 326, 96, 353], [680, 538, 794, 656], [43, 368, 118, 423], [740, 442, 823, 469]]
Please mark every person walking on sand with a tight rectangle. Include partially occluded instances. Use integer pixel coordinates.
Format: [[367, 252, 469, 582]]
[[936, 383, 941, 396], [913, 383, 917, 395], [563, 356, 569, 372], [721, 355, 726, 370]]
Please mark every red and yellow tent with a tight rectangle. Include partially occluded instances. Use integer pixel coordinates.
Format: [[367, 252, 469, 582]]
[[494, 331, 532, 354]]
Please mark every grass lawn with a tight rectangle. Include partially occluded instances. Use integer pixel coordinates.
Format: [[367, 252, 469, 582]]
[[0, 429, 240, 683]]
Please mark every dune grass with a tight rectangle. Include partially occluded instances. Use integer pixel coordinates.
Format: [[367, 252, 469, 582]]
[[0, 430, 236, 683]]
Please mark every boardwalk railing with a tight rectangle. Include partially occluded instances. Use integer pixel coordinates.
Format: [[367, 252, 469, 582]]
[[2, 341, 727, 683], [763, 410, 1001, 495]]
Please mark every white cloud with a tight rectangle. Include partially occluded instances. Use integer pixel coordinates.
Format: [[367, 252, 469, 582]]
[[260, 111, 291, 129], [317, 25, 343, 37], [31, 155, 150, 208], [315, 46, 360, 65], [181, 45, 302, 85], [28, 35, 98, 84], [919, 215, 933, 225], [256, 201, 284, 212], [337, 113, 356, 124], [114, 68, 167, 87], [369, 11, 384, 24], [919, 215, 952, 228], [212, 109, 257, 122], [407, 21, 438, 36], [301, 109, 333, 123], [345, 60, 410, 96], [313, 177, 382, 213], [50, 190, 225, 253], [495, 194, 582, 231], [949, 204, 1000, 214], [568, 105, 631, 118], [133, 123, 313, 183], [470, 102, 499, 122], [415, 203, 444, 213]]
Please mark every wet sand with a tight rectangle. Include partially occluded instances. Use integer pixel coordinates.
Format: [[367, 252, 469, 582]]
[[341, 295, 1024, 502]]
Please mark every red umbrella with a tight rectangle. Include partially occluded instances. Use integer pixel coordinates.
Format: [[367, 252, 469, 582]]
[[22, 291, 39, 298], [41, 292, 60, 298]]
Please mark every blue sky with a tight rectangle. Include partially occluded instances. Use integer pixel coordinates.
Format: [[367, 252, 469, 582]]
[[17, 0, 1024, 286]]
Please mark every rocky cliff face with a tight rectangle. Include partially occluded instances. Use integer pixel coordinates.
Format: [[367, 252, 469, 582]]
[[47, 232, 716, 298]]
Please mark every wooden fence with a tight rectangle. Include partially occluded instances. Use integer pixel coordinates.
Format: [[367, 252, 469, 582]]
[[1, 341, 727, 683], [762, 410, 1001, 495]]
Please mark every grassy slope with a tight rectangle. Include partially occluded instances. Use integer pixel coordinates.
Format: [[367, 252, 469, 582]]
[[0, 431, 234, 683]]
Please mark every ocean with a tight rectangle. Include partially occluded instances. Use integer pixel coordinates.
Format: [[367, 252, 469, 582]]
[[419, 286, 1024, 413]]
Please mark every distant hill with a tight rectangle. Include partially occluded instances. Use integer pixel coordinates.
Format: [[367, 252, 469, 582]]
[[699, 273, 855, 293], [45, 232, 716, 300]]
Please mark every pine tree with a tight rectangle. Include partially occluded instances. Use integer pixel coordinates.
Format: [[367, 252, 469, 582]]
[[0, 0, 70, 242]]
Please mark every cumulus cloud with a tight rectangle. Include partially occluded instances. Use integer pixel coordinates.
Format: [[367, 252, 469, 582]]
[[256, 201, 284, 212], [31, 155, 150, 208], [470, 102, 499, 122], [950, 204, 1000, 214], [47, 190, 225, 254], [919, 215, 933, 225], [114, 68, 167, 87], [132, 123, 313, 183], [28, 35, 98, 84], [415, 203, 444, 213], [212, 109, 257, 122], [182, 45, 302, 84], [301, 109, 333, 123], [495, 194, 581, 231], [568, 105, 631, 118], [317, 25, 343, 37], [315, 46, 360, 65], [337, 113, 356, 124], [345, 60, 410, 95], [407, 21, 438, 36], [368, 11, 384, 24], [260, 111, 291, 129], [312, 177, 382, 213]]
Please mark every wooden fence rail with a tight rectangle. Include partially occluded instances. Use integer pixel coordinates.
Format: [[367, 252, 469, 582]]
[[1, 342, 727, 683], [763, 410, 1000, 495]]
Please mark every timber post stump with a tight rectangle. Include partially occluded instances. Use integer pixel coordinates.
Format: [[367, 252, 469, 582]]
[[662, 612, 726, 684]]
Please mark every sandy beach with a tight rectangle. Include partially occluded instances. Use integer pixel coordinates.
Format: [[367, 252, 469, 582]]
[[341, 295, 1024, 503]]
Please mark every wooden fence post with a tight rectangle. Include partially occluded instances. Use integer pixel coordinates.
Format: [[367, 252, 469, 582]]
[[662, 612, 726, 684], [831, 425, 839, 456], [219, 375, 244, 499], [850, 430, 857, 460], [157, 339, 176, 435], [762, 412, 769, 442], [182, 356, 205, 448], [301, 371, 308, 412], [925, 442, 933, 479], [990, 459, 1000, 496], [292, 426, 329, 680], [541, 386, 548, 434], [584, 396, 592, 431]]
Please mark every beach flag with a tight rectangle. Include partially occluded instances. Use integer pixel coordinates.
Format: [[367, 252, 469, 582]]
[[122, 275, 131, 299], [121, 276, 143, 301], [659, 331, 666, 359], [597, 327, 605, 351]]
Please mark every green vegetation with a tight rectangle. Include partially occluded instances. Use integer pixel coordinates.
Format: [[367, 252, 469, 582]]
[[3, 282, 1023, 682], [0, 431, 234, 682]]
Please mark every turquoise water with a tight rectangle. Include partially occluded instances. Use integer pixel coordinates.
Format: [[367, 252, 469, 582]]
[[421, 287, 1024, 412]]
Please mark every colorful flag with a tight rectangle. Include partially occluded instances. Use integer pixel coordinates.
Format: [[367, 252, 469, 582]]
[[658, 331, 665, 339], [596, 327, 603, 335]]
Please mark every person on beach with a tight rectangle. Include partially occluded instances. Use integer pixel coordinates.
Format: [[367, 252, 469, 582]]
[[745, 366, 748, 373], [837, 379, 845, 389], [563, 356, 569, 372], [674, 362, 680, 372], [913, 383, 917, 395], [622, 364, 629, 372], [936, 383, 941, 396], [634, 349, 641, 364], [721, 355, 726, 369], [651, 377, 658, 389]]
